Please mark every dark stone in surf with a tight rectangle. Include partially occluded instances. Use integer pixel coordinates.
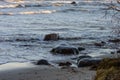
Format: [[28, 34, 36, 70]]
[[94, 41, 106, 47], [15, 38, 39, 42], [24, 4, 42, 7], [50, 46, 79, 55], [44, 33, 59, 41], [77, 58, 102, 67], [77, 55, 92, 62], [36, 59, 50, 65], [78, 47, 85, 51], [59, 62, 72, 67], [108, 39, 120, 43], [117, 49, 120, 53], [71, 1, 77, 5], [111, 52, 115, 54]]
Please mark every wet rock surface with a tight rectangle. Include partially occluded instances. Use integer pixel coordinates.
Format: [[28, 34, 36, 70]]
[[117, 49, 120, 53], [50, 46, 79, 55], [78, 47, 85, 51], [94, 41, 106, 47], [77, 55, 92, 62], [44, 33, 59, 41], [77, 58, 102, 67], [58, 62, 72, 67], [108, 39, 120, 43]]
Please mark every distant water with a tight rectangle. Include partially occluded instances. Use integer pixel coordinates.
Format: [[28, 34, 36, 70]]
[[0, 0, 119, 64]]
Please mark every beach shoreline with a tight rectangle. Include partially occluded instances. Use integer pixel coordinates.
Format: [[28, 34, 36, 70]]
[[0, 62, 96, 80]]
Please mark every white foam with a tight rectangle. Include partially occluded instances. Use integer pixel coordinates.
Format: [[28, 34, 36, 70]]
[[19, 10, 56, 14]]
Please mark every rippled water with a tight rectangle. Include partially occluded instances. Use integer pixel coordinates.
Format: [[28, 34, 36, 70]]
[[0, 0, 119, 64]]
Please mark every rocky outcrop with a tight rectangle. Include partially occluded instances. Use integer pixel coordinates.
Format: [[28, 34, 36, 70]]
[[50, 46, 79, 55], [44, 33, 59, 41]]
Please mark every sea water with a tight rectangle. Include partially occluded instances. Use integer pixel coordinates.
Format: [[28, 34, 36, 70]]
[[0, 0, 119, 64]]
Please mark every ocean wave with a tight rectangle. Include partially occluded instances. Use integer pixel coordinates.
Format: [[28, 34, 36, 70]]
[[0, 12, 13, 15], [19, 10, 56, 14], [0, 10, 56, 15], [0, 33, 83, 42], [0, 4, 20, 8], [0, 8, 88, 15], [0, 4, 51, 9]]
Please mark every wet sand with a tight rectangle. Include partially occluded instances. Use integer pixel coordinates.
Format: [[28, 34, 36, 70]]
[[0, 63, 96, 80]]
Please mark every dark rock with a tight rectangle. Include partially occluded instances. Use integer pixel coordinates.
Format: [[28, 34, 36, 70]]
[[36, 59, 50, 65], [111, 52, 115, 54], [117, 50, 120, 53], [108, 39, 120, 43], [90, 65, 98, 70], [24, 4, 42, 7], [59, 37, 81, 40], [71, 1, 77, 5], [59, 62, 72, 66], [16, 4, 24, 8], [50, 46, 79, 55], [77, 58, 102, 67], [78, 47, 85, 51], [94, 41, 105, 47], [77, 55, 92, 62], [15, 38, 39, 42], [44, 33, 59, 41]]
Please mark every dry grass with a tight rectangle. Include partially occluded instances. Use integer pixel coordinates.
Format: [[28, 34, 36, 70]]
[[95, 58, 120, 80]]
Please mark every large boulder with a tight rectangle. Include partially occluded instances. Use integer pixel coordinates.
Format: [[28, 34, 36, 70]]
[[44, 33, 59, 41], [36, 59, 50, 65], [77, 58, 102, 67], [50, 46, 79, 55]]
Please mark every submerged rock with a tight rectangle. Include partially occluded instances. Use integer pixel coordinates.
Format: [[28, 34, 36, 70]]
[[108, 39, 120, 43], [50, 46, 79, 55], [58, 62, 72, 67], [77, 58, 102, 67], [36, 59, 50, 65], [77, 55, 92, 62], [44, 33, 59, 41], [78, 47, 85, 51], [15, 38, 39, 42], [117, 49, 120, 53], [94, 41, 106, 47]]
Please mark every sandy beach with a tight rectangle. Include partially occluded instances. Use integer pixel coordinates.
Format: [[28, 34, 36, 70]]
[[0, 62, 96, 80]]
